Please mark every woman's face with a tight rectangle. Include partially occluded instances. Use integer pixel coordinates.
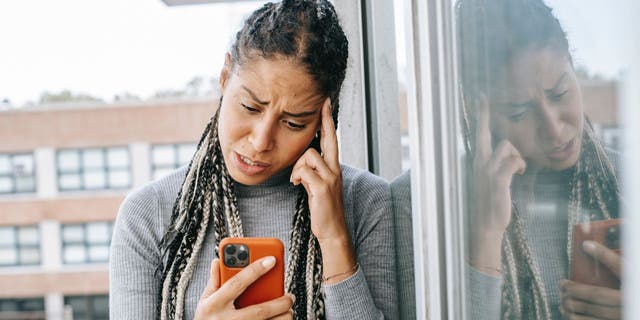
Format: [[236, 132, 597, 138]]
[[488, 47, 584, 171], [218, 55, 325, 185]]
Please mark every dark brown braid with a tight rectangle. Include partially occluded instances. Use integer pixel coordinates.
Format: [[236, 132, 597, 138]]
[[156, 1, 348, 319], [456, 0, 621, 318]]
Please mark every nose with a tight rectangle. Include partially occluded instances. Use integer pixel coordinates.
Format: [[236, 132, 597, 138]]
[[536, 99, 563, 143], [248, 118, 275, 152]]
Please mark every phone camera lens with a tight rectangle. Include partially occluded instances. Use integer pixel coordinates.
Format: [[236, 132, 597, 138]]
[[606, 226, 620, 249], [226, 256, 237, 266], [237, 251, 248, 260], [224, 245, 236, 255]]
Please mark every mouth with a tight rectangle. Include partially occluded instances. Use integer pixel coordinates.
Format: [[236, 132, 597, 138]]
[[232, 152, 271, 176], [546, 137, 577, 161]]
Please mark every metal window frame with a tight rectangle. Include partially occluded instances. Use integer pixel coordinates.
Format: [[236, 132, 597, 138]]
[[0, 225, 41, 267], [0, 152, 37, 195], [56, 147, 132, 192], [404, 0, 467, 318], [61, 222, 113, 265]]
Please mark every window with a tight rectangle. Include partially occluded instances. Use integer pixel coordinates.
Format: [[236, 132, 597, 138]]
[[0, 225, 40, 267], [64, 295, 108, 320], [61, 222, 113, 264], [0, 298, 45, 320], [57, 147, 131, 191], [150, 143, 197, 180], [0, 153, 36, 194]]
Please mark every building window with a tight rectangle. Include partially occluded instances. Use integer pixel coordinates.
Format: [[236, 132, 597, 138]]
[[61, 222, 113, 264], [64, 295, 108, 320], [150, 143, 197, 180], [0, 298, 45, 320], [0, 153, 36, 194], [57, 147, 131, 191], [0, 225, 40, 267]]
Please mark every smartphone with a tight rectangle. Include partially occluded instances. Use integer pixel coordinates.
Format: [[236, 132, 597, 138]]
[[219, 237, 285, 308], [570, 219, 621, 289]]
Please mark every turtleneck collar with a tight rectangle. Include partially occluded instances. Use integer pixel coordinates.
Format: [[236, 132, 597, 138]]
[[233, 166, 296, 197]]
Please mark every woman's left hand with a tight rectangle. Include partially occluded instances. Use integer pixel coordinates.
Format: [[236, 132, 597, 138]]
[[290, 98, 347, 243], [561, 241, 622, 319], [290, 98, 356, 283]]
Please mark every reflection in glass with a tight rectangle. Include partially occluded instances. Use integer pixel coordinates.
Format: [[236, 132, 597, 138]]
[[64, 245, 87, 264], [0, 228, 15, 245], [178, 144, 196, 165], [84, 171, 107, 189], [0, 177, 13, 193], [82, 149, 104, 169], [456, 0, 625, 319], [17, 227, 38, 245], [0, 155, 10, 173], [63, 225, 84, 243], [87, 223, 110, 244], [0, 249, 17, 265]]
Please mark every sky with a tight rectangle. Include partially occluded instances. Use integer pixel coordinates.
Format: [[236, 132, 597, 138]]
[[0, 0, 636, 107]]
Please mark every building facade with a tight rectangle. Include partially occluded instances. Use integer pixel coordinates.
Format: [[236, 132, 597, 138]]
[[0, 99, 215, 319]]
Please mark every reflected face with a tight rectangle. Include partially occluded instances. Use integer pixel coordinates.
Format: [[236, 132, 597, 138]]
[[218, 56, 324, 185], [488, 47, 584, 170]]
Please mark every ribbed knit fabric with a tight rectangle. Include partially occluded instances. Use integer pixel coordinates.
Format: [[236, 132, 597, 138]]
[[109, 164, 399, 320], [467, 169, 571, 319], [467, 149, 620, 319], [390, 170, 416, 320]]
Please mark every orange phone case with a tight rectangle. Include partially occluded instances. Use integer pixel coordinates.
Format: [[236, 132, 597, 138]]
[[571, 219, 621, 289], [219, 237, 285, 308]]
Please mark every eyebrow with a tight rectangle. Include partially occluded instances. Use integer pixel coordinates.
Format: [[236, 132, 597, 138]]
[[544, 72, 568, 94], [282, 110, 319, 118], [242, 86, 270, 105]]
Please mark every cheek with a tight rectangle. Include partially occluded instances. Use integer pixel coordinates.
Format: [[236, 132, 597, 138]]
[[492, 119, 539, 156], [276, 131, 316, 162]]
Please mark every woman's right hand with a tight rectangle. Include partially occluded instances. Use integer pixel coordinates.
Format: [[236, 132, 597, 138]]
[[468, 97, 527, 275], [195, 256, 295, 320]]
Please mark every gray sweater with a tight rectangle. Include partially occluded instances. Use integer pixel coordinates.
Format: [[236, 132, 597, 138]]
[[109, 164, 399, 320]]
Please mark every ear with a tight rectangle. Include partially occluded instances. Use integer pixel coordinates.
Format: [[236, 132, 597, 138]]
[[219, 53, 232, 92]]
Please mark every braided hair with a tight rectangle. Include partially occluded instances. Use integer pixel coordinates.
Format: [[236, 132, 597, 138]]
[[456, 0, 621, 318], [156, 1, 348, 319]]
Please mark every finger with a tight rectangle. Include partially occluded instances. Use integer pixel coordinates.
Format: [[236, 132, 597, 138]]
[[563, 297, 622, 319], [291, 149, 333, 181], [475, 94, 492, 161], [215, 256, 277, 304], [236, 294, 295, 320], [290, 166, 326, 197], [561, 280, 622, 307], [201, 258, 221, 298], [564, 313, 601, 320], [493, 156, 527, 189], [488, 140, 526, 175], [319, 98, 340, 173], [269, 309, 294, 320], [582, 240, 622, 278]]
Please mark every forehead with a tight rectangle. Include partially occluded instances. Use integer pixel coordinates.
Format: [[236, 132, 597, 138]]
[[232, 57, 321, 100], [490, 47, 572, 103]]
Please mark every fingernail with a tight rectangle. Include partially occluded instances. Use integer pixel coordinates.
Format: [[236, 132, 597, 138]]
[[583, 240, 597, 253], [288, 293, 296, 303], [262, 256, 276, 268]]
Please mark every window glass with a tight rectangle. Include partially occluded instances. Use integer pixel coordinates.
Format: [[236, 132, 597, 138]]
[[0, 153, 37, 194], [58, 150, 80, 172], [62, 222, 113, 264], [57, 147, 131, 191], [451, 0, 633, 318], [151, 143, 197, 180], [0, 226, 40, 266]]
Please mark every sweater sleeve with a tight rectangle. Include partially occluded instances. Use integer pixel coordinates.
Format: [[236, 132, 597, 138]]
[[322, 169, 399, 320], [466, 264, 503, 320], [109, 184, 165, 320]]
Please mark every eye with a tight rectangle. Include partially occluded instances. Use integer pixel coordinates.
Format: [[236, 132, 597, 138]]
[[284, 120, 306, 130], [241, 103, 260, 113], [549, 89, 569, 102], [507, 110, 528, 122]]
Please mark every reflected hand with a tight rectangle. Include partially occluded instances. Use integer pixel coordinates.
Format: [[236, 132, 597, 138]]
[[194, 257, 294, 320], [468, 96, 527, 274], [561, 241, 622, 319]]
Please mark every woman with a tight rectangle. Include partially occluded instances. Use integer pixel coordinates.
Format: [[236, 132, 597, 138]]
[[109, 1, 398, 319], [457, 0, 622, 319]]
